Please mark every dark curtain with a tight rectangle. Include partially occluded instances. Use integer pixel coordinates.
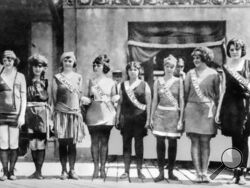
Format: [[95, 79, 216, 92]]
[[128, 21, 226, 65]]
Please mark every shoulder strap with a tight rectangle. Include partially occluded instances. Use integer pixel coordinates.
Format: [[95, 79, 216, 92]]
[[55, 73, 79, 94], [158, 77, 179, 109], [0, 67, 4, 75], [124, 80, 146, 111]]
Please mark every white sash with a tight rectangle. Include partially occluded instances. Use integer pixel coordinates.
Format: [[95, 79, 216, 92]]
[[215, 65, 250, 124], [91, 83, 110, 102], [124, 80, 146, 111], [158, 77, 179, 109], [91, 80, 115, 114], [55, 74, 79, 94], [224, 64, 250, 90], [190, 69, 214, 118]]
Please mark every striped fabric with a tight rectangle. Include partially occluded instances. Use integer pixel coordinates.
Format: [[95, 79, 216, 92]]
[[53, 110, 86, 143], [0, 113, 18, 126]]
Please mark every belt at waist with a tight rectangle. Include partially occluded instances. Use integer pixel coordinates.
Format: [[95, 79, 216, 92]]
[[27, 102, 48, 107], [157, 105, 179, 111]]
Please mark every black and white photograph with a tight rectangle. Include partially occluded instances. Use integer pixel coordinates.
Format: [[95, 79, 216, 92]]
[[0, 0, 250, 187]]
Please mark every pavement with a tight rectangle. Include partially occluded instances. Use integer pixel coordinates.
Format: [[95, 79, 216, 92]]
[[0, 161, 249, 188]]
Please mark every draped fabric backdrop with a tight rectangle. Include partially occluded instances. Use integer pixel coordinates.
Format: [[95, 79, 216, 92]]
[[128, 21, 226, 65]]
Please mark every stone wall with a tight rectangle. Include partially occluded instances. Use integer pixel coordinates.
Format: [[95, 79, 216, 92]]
[[63, 4, 250, 160]]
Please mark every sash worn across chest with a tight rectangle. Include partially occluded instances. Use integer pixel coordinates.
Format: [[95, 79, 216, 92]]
[[158, 77, 179, 109], [91, 80, 109, 102], [55, 74, 79, 94], [224, 64, 250, 91], [124, 80, 146, 111], [190, 69, 213, 118]]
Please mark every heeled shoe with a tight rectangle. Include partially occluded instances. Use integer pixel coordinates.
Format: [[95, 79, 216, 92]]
[[0, 168, 8, 181], [29, 171, 44, 180], [92, 167, 99, 179], [154, 172, 164, 182], [69, 170, 79, 180], [100, 168, 106, 179], [8, 171, 17, 180], [137, 169, 146, 180], [227, 169, 238, 184], [237, 168, 246, 185], [168, 170, 178, 181], [60, 170, 68, 180], [193, 173, 202, 183], [201, 174, 210, 183]]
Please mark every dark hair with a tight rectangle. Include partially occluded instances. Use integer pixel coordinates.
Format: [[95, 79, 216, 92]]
[[126, 61, 141, 80], [92, 54, 110, 74], [13, 59, 20, 67], [191, 47, 214, 64], [226, 38, 246, 57], [27, 56, 47, 85]]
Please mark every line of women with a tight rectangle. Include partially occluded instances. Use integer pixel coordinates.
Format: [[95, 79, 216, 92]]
[[0, 38, 249, 185]]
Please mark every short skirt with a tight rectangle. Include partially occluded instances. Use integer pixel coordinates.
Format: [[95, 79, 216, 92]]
[[185, 102, 217, 136], [121, 112, 147, 138], [152, 106, 181, 138], [0, 113, 18, 127], [26, 104, 49, 133], [54, 110, 86, 143]]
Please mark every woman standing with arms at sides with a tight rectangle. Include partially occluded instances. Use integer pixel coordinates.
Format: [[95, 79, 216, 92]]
[[150, 55, 184, 182], [216, 38, 250, 185], [184, 47, 219, 183], [52, 52, 88, 180], [116, 61, 151, 180], [0, 50, 26, 181], [25, 54, 51, 179], [86, 54, 117, 179]]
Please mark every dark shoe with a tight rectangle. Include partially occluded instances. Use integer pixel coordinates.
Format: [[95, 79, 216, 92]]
[[137, 169, 146, 180], [100, 168, 106, 179], [168, 170, 178, 181], [69, 170, 79, 180], [29, 171, 44, 180], [60, 171, 68, 180], [120, 172, 129, 179], [154, 172, 164, 182], [36, 171, 45, 180], [28, 172, 38, 179]]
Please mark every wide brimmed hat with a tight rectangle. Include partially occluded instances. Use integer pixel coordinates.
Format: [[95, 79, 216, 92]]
[[60, 51, 76, 62]]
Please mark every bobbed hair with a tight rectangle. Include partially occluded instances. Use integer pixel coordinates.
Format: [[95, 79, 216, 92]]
[[226, 38, 246, 58], [191, 47, 214, 64], [126, 61, 141, 80], [92, 54, 110, 74]]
